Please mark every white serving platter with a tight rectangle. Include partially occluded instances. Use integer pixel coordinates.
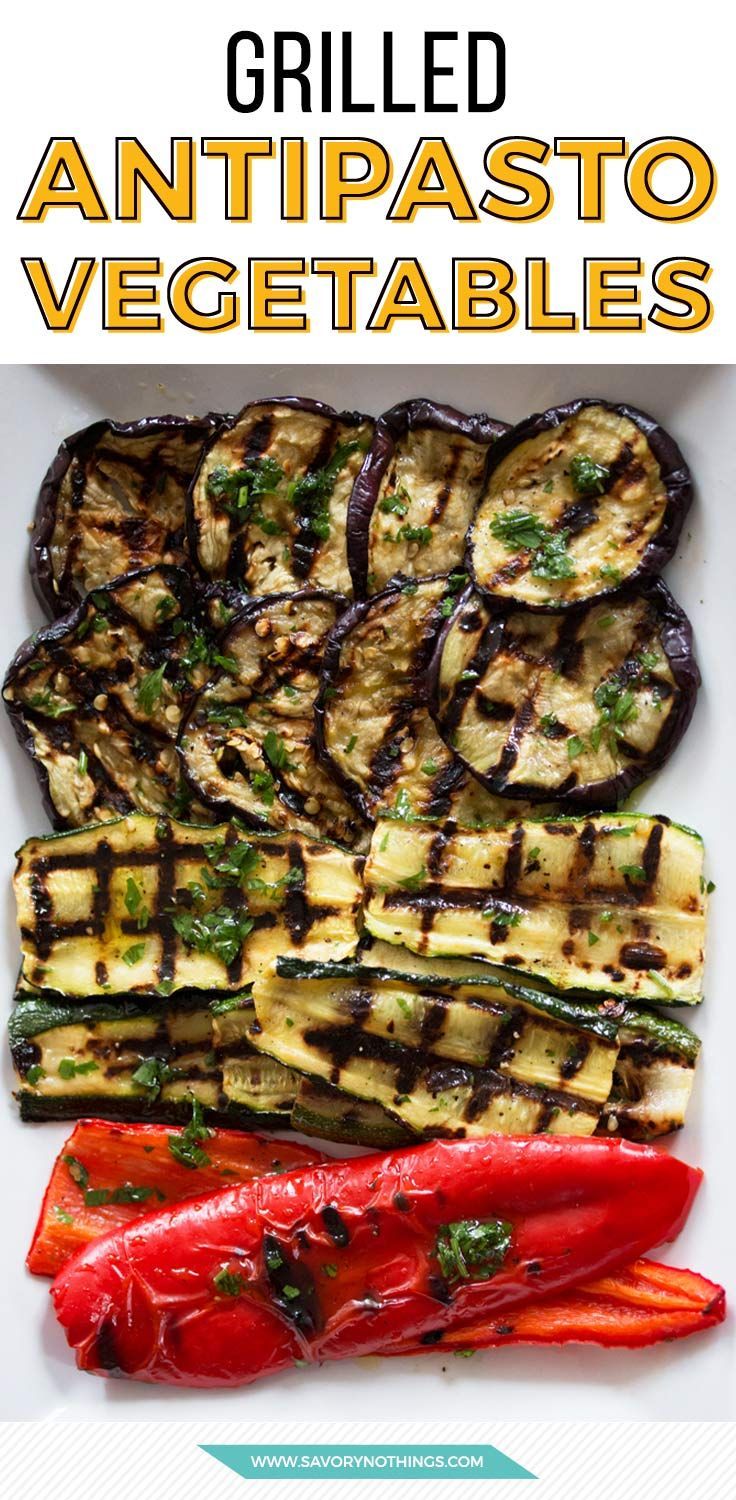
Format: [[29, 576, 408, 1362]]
[[1, 363, 733, 1421]]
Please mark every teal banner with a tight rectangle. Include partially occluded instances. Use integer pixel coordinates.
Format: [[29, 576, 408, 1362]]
[[201, 1444, 535, 1481]]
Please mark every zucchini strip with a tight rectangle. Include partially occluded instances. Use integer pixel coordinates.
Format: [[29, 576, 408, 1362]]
[[3, 566, 218, 828], [252, 957, 699, 1141], [31, 412, 222, 618], [468, 399, 692, 608], [347, 400, 507, 596], [10, 988, 294, 1126], [13, 814, 363, 996], [189, 398, 373, 597], [362, 814, 707, 1004], [430, 581, 699, 808], [179, 590, 368, 847]]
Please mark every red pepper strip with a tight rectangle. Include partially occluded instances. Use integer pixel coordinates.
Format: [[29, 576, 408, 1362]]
[[393, 1260, 726, 1353], [51, 1135, 702, 1388], [28, 1120, 323, 1278]]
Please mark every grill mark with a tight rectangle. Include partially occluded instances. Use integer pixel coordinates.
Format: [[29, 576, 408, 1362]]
[[429, 443, 462, 524], [292, 419, 340, 580], [619, 941, 667, 971], [263, 1232, 323, 1336], [642, 822, 664, 885], [302, 1022, 600, 1120], [378, 875, 644, 915], [241, 414, 274, 463]]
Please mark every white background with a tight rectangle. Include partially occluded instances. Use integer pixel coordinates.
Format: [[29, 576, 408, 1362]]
[[0, 0, 733, 362], [0, 362, 733, 1422]]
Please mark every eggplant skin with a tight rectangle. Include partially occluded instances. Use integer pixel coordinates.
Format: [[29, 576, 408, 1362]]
[[188, 396, 373, 597], [428, 578, 700, 810], [347, 399, 509, 598], [31, 413, 225, 619], [467, 398, 693, 609], [178, 588, 369, 848]]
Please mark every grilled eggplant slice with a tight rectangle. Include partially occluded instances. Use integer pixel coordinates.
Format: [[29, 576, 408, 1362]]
[[10, 987, 294, 1126], [14, 814, 364, 997], [31, 413, 221, 618], [179, 591, 367, 847], [347, 400, 508, 597], [468, 399, 692, 608], [3, 566, 221, 828], [431, 581, 699, 808], [363, 813, 707, 1004], [189, 398, 373, 596], [316, 577, 537, 827]]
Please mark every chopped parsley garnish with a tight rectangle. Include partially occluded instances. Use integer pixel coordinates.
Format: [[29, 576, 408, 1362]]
[[172, 905, 255, 967], [26, 1064, 46, 1085], [207, 458, 284, 523], [282, 1284, 301, 1300], [124, 876, 150, 930], [619, 863, 648, 884], [203, 838, 260, 887], [379, 486, 410, 517], [155, 594, 177, 621], [122, 942, 146, 966], [491, 510, 548, 551], [58, 1057, 98, 1079], [287, 440, 362, 542], [344, 734, 357, 754], [132, 1057, 174, 1095], [54, 1207, 74, 1225], [168, 1098, 213, 1169], [322, 1263, 338, 1279], [588, 930, 600, 946], [530, 530, 576, 580], [205, 701, 249, 729], [63, 1154, 89, 1189], [567, 735, 586, 760], [77, 749, 88, 776], [540, 713, 561, 738], [647, 969, 675, 996], [421, 759, 438, 776], [251, 769, 275, 806], [392, 523, 432, 547], [28, 689, 75, 718], [599, 563, 622, 585], [137, 663, 167, 715], [213, 1267, 246, 1297], [569, 453, 610, 496], [491, 510, 576, 579], [481, 904, 522, 928], [435, 1217, 513, 1285], [398, 865, 427, 891], [263, 730, 294, 771]]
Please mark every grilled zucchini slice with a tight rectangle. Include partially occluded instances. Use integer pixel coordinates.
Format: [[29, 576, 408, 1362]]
[[252, 960, 612, 1138], [190, 398, 373, 596], [431, 581, 699, 808], [363, 814, 707, 1004], [347, 400, 507, 596], [179, 591, 367, 847], [10, 987, 294, 1125], [14, 814, 364, 996], [31, 413, 221, 618], [316, 577, 537, 827], [3, 566, 219, 828], [468, 399, 692, 608]]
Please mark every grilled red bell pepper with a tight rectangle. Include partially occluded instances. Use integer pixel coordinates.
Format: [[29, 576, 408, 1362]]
[[52, 1134, 702, 1388], [395, 1259, 726, 1353], [28, 1120, 323, 1278]]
